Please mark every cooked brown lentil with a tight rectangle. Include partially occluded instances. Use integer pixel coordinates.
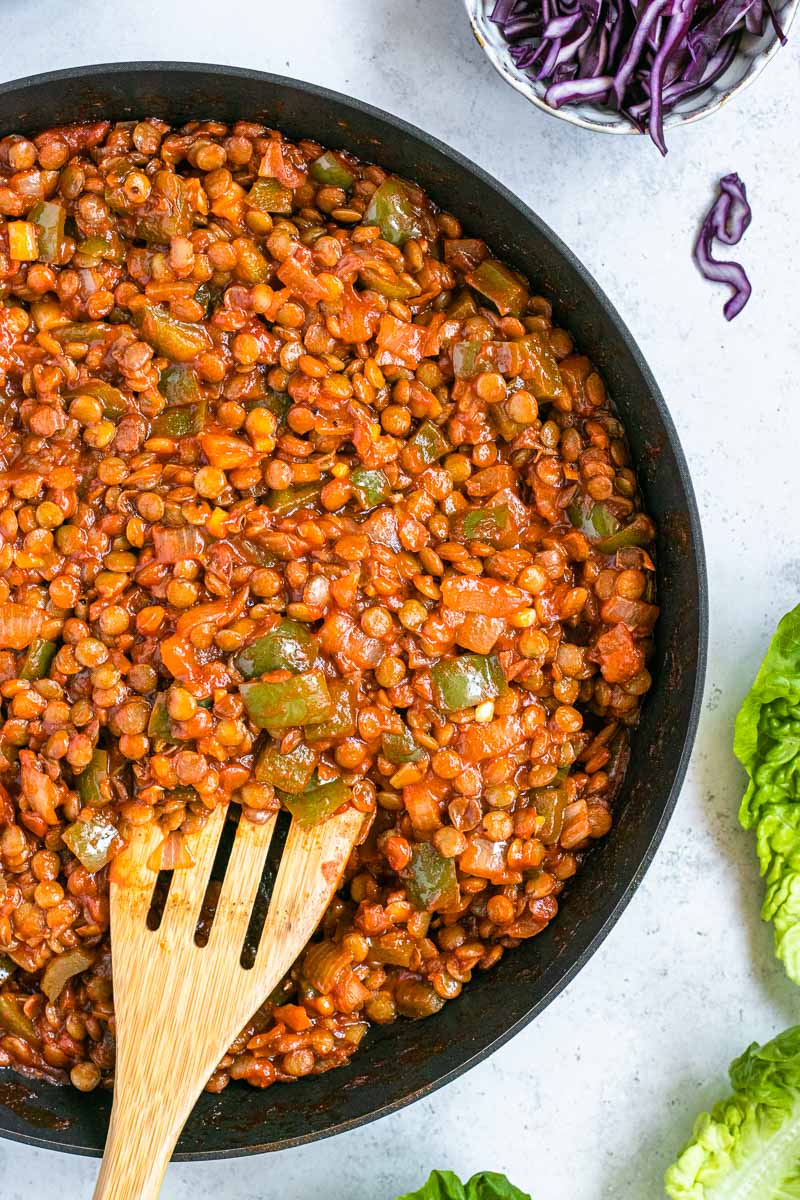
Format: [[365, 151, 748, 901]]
[[0, 118, 657, 1094]]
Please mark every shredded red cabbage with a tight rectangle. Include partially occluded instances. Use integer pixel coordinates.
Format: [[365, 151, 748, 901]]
[[490, 0, 787, 153], [694, 172, 752, 319]]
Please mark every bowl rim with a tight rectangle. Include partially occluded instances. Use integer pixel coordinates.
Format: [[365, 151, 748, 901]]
[[0, 60, 709, 1161], [463, 0, 799, 135]]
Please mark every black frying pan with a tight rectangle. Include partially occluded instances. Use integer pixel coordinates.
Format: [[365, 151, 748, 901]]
[[0, 62, 707, 1161]]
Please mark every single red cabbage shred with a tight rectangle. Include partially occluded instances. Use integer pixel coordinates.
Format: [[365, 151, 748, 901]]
[[694, 172, 752, 320]]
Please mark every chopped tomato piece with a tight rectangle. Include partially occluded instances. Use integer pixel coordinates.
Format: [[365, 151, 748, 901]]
[[459, 716, 524, 762], [459, 836, 519, 883], [200, 430, 258, 469], [403, 776, 447, 831], [277, 245, 330, 305], [441, 575, 529, 617], [258, 139, 306, 188], [318, 611, 383, 671], [176, 588, 248, 634], [210, 184, 246, 227], [374, 314, 429, 369], [272, 1003, 312, 1032], [159, 634, 201, 682], [335, 283, 381, 343], [591, 623, 645, 683], [600, 596, 659, 634]]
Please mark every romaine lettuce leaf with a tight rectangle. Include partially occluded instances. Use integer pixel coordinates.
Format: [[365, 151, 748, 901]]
[[665, 1024, 800, 1198], [464, 1175, 531, 1200], [395, 1171, 530, 1200], [734, 604, 800, 982], [395, 1173, 466, 1200]]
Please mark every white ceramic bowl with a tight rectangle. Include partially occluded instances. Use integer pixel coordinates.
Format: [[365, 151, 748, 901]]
[[465, 0, 798, 135]]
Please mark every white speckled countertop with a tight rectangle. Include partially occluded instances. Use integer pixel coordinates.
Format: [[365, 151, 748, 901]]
[[0, 3, 798, 1197]]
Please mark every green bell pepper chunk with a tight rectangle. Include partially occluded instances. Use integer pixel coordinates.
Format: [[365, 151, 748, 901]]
[[453, 333, 561, 403], [67, 379, 128, 421], [451, 340, 485, 379], [350, 467, 390, 509], [505, 332, 563, 400], [238, 537, 278, 568], [0, 953, 15, 986], [591, 504, 621, 539], [235, 619, 319, 678], [76, 235, 112, 260], [240, 669, 334, 729], [310, 151, 355, 190], [147, 693, 180, 744], [364, 177, 428, 247], [359, 267, 419, 301], [0, 726, 20, 766], [460, 505, 510, 542], [19, 638, 57, 680], [567, 498, 620, 540], [29, 199, 66, 262], [137, 306, 213, 362], [266, 482, 323, 517], [364, 934, 416, 967], [448, 289, 480, 320], [132, 212, 188, 246], [77, 749, 110, 808], [466, 258, 529, 317], [595, 513, 654, 554], [246, 388, 291, 426], [255, 740, 318, 793], [566, 499, 589, 532], [194, 282, 224, 317], [235, 241, 269, 284], [410, 420, 451, 465], [164, 786, 198, 805], [533, 778, 569, 845], [63, 811, 122, 872], [405, 843, 459, 911], [432, 653, 508, 713], [151, 398, 207, 438], [0, 994, 40, 1045], [103, 174, 191, 246], [53, 322, 114, 344], [246, 178, 293, 214], [489, 402, 525, 444], [306, 680, 356, 742], [382, 725, 423, 764], [158, 364, 203, 407], [280, 778, 352, 826], [75, 234, 124, 266]]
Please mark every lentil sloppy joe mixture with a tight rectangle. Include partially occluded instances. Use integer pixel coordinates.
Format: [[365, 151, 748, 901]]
[[0, 117, 658, 1094]]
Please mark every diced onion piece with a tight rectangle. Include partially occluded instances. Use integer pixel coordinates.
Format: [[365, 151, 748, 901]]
[[0, 603, 43, 649], [41, 946, 96, 1002], [302, 940, 352, 994]]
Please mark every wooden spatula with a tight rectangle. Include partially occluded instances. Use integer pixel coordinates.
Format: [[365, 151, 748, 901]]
[[92, 802, 363, 1200]]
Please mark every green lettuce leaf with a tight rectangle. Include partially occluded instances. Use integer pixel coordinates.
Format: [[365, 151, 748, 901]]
[[465, 1174, 531, 1200], [734, 604, 800, 982], [395, 1171, 530, 1200], [665, 1024, 800, 1198], [395, 1173, 466, 1200]]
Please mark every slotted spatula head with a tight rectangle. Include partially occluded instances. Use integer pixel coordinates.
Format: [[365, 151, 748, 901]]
[[93, 803, 363, 1200]]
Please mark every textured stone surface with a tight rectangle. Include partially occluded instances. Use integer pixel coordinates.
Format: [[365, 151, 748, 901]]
[[0, 3, 798, 1197]]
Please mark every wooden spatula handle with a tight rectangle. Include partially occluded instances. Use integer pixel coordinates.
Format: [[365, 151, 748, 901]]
[[93, 1089, 187, 1200]]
